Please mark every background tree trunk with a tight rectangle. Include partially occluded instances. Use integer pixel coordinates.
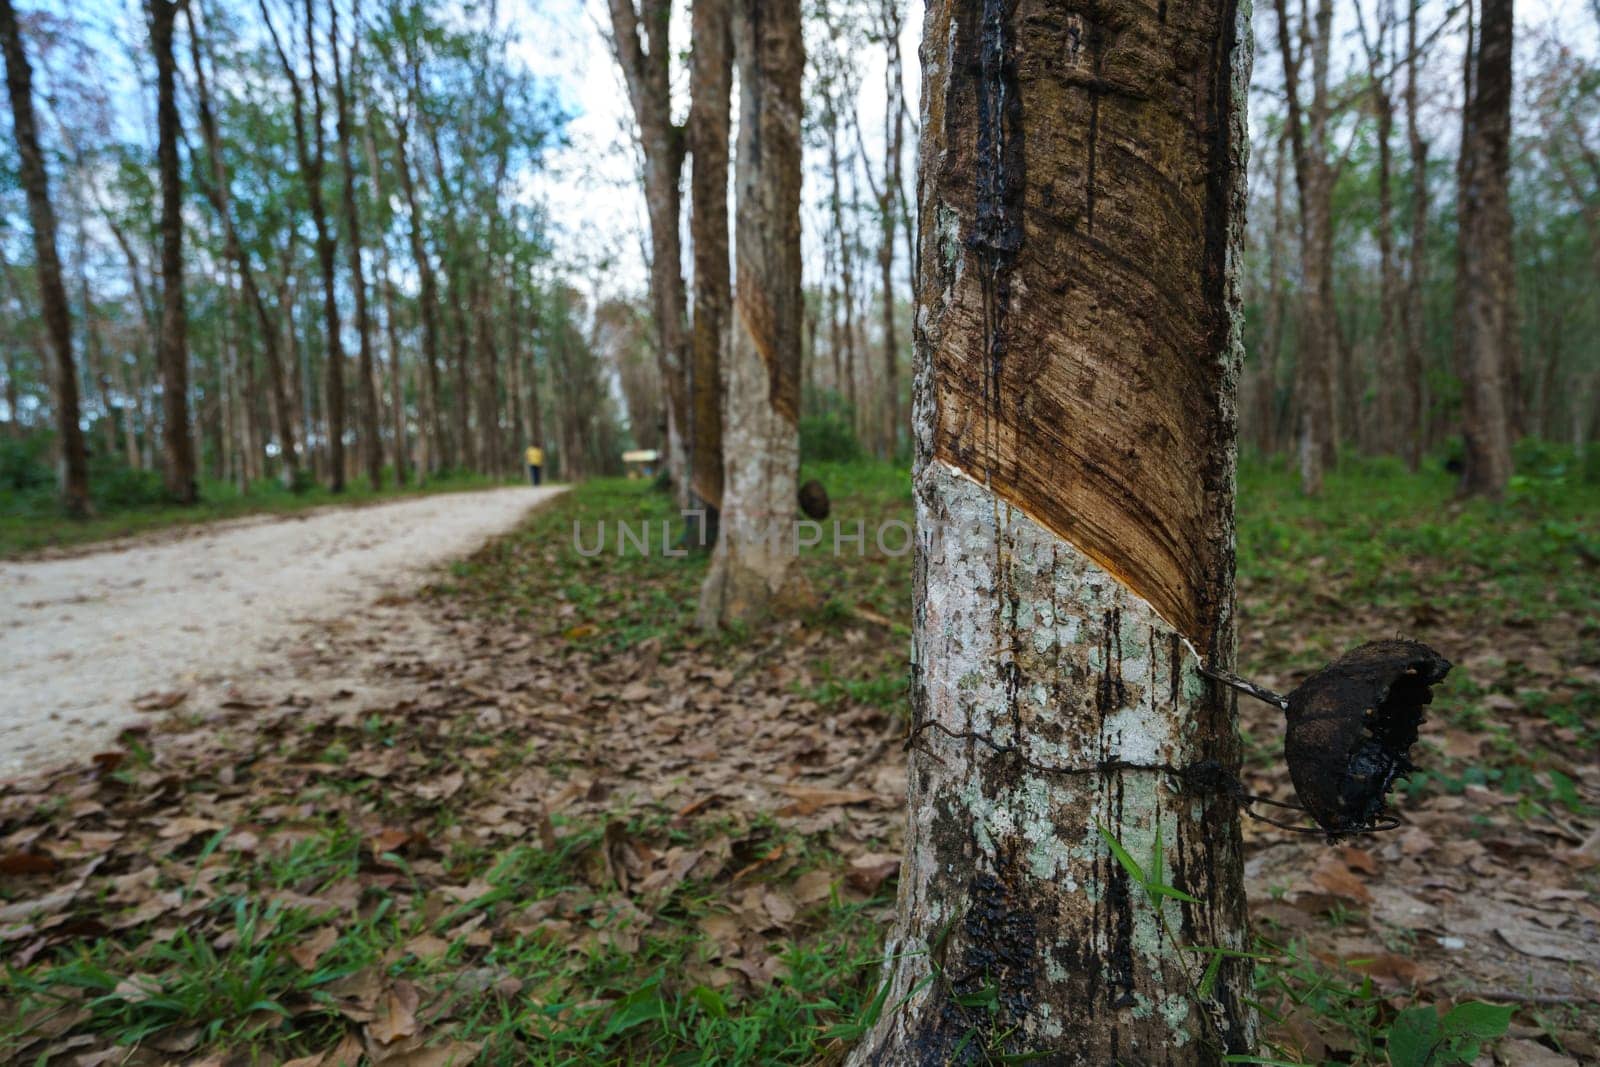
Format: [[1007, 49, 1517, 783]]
[[1400, 0, 1429, 471], [607, 0, 690, 502], [1, 0, 90, 516], [331, 0, 383, 489], [696, 0, 807, 628], [687, 0, 731, 532], [1456, 0, 1518, 496], [151, 0, 197, 504], [851, 0, 1254, 1058]]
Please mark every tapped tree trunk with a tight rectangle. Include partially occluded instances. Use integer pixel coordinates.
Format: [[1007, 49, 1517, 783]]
[[696, 0, 807, 628], [1, 0, 90, 516], [850, 0, 1254, 1061], [1455, 0, 1518, 497], [150, 0, 196, 504], [687, 0, 731, 533]]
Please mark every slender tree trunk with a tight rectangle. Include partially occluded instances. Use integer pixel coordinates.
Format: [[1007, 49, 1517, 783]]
[[1400, 0, 1429, 470], [185, 3, 300, 485], [0, 0, 90, 515], [264, 0, 346, 490], [697, 0, 807, 628], [394, 117, 448, 473], [330, 0, 382, 489], [360, 114, 409, 485], [150, 0, 196, 503], [850, 0, 1253, 1059], [1258, 136, 1288, 454], [1363, 2, 1401, 457], [826, 99, 859, 424], [1455, 0, 1517, 496], [0, 247, 35, 437], [688, 0, 731, 529], [607, 0, 690, 499], [877, 0, 905, 460]]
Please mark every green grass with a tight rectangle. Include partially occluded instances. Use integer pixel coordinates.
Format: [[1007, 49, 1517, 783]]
[[0, 467, 522, 558]]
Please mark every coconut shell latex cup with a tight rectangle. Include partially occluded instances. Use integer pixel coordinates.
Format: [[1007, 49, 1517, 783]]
[[1282, 639, 1452, 836]]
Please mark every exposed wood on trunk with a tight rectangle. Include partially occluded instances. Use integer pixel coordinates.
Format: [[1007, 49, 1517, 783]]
[[0, 0, 90, 515], [687, 0, 731, 518], [697, 0, 807, 628], [851, 0, 1253, 1057]]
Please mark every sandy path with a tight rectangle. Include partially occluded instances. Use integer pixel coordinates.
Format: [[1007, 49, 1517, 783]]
[[0, 486, 564, 774]]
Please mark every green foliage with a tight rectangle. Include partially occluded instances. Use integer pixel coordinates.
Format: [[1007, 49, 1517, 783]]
[[800, 411, 863, 464], [1386, 1001, 1513, 1067], [0, 433, 53, 493]]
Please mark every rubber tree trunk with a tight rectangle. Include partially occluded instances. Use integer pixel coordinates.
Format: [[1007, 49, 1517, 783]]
[[151, 0, 196, 504], [186, 2, 300, 486], [696, 0, 807, 628], [1400, 0, 1429, 472], [394, 118, 448, 474], [849, 0, 1254, 1061], [687, 0, 731, 529], [1455, 0, 1518, 497], [0, 0, 90, 516], [331, 0, 383, 490], [607, 0, 690, 502]]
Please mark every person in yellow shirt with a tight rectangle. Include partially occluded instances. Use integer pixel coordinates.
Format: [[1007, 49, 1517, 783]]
[[524, 445, 544, 486]]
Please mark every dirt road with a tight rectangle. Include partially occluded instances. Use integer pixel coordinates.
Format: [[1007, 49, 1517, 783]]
[[0, 486, 564, 775]]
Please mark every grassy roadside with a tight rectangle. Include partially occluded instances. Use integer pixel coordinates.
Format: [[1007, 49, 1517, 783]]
[[0, 470, 522, 560]]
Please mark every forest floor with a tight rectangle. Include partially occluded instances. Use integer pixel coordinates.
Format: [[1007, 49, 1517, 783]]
[[0, 485, 564, 776], [0, 459, 1596, 1066]]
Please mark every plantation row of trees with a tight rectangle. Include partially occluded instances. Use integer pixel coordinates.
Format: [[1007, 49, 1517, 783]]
[[2, 0, 1596, 526], [615, 0, 1600, 508], [0, 0, 631, 517], [1241, 0, 1600, 494]]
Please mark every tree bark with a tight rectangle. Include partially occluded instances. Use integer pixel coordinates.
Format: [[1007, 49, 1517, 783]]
[[361, 108, 409, 485], [393, 115, 448, 474], [0, 0, 90, 516], [1400, 0, 1429, 470], [330, 0, 382, 489], [264, 0, 346, 491], [687, 0, 731, 527], [1274, 0, 1338, 494], [850, 0, 1254, 1059], [1359, 0, 1402, 457], [1455, 0, 1517, 496], [876, 0, 905, 460], [696, 0, 807, 628], [149, 0, 197, 503], [607, 0, 690, 500], [185, 1, 301, 485], [1257, 134, 1288, 454]]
